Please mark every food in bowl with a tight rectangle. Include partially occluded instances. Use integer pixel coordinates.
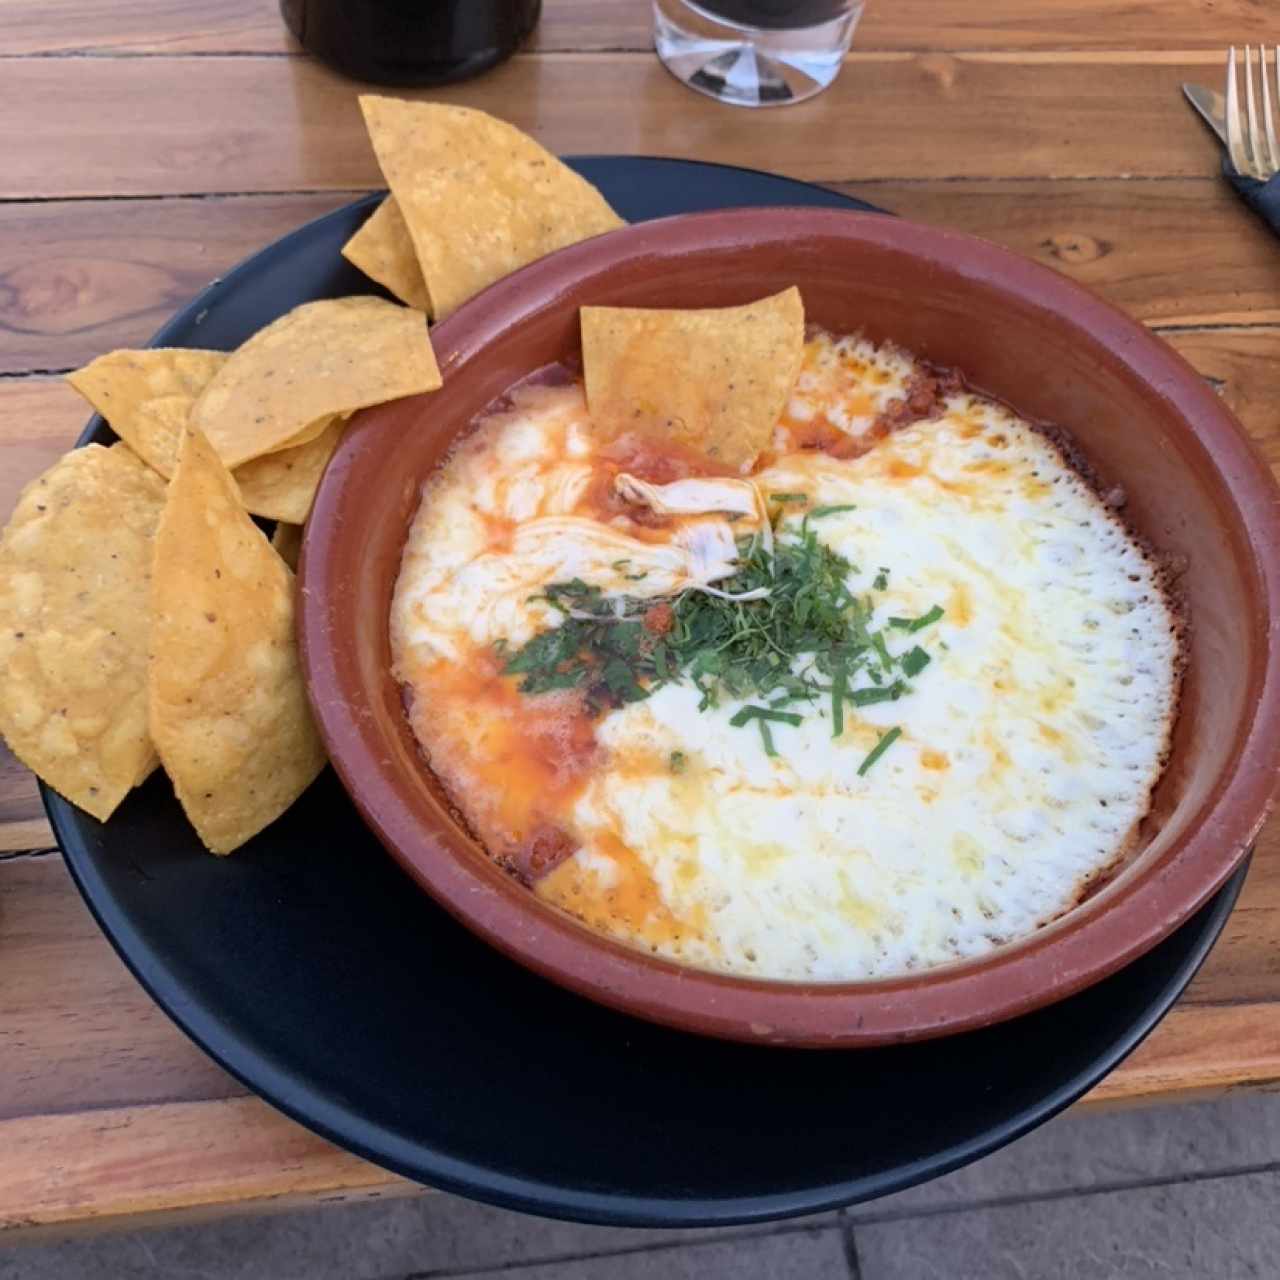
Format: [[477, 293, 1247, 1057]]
[[389, 296, 1184, 982]]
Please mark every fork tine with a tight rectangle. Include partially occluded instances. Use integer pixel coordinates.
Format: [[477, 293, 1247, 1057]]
[[1227, 47, 1255, 177], [1261, 47, 1280, 174], [1244, 44, 1263, 176]]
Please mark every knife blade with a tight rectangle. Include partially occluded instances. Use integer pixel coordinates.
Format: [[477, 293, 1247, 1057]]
[[1183, 82, 1228, 148]]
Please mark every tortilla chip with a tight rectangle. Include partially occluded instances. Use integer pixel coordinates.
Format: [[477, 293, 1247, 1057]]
[[149, 428, 326, 854], [271, 522, 304, 572], [580, 287, 805, 471], [0, 445, 166, 821], [66, 349, 227, 478], [341, 197, 432, 315], [359, 97, 625, 320], [234, 415, 346, 523], [191, 297, 441, 469]]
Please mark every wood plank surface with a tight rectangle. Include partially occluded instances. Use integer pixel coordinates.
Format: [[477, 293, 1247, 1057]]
[[0, 1096, 410, 1234], [0, 855, 234, 1122], [0, 841, 1274, 1232], [3, 180, 1277, 379], [1, 0, 1271, 55], [0, 194, 358, 374], [2, 0, 1279, 1236], [0, 52, 1234, 199]]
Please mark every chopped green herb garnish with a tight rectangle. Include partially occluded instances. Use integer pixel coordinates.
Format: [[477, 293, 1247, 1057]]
[[873, 567, 889, 591], [850, 681, 907, 707], [499, 520, 943, 729], [669, 750, 687, 774], [857, 726, 902, 776], [888, 604, 944, 633], [611, 559, 631, 571], [901, 645, 931, 678], [809, 504, 857, 519], [768, 492, 808, 503], [871, 631, 893, 671], [730, 704, 805, 729], [830, 657, 848, 738]]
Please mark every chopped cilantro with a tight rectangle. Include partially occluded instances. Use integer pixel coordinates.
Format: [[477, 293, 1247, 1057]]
[[871, 631, 893, 671], [901, 646, 931, 677], [888, 604, 944, 633], [858, 726, 902, 776], [499, 521, 944, 730], [849, 681, 907, 707], [729, 704, 805, 728], [831, 656, 848, 738]]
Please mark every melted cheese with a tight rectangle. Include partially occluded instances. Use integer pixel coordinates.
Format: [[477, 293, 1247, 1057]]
[[391, 339, 1182, 982], [778, 332, 919, 451]]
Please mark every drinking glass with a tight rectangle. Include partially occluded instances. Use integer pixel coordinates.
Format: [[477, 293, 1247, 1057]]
[[653, 0, 864, 107]]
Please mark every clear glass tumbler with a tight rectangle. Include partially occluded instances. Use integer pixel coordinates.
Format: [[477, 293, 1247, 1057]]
[[653, 0, 865, 108]]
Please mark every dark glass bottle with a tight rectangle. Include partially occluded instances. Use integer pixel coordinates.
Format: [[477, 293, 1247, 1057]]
[[281, 0, 542, 88]]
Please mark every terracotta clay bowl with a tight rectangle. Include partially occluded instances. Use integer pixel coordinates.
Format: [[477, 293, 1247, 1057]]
[[299, 208, 1280, 1048]]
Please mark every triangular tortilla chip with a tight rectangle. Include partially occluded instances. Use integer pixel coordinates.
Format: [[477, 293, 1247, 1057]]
[[191, 296, 441, 468], [0, 445, 166, 821], [341, 197, 432, 315], [149, 428, 326, 854], [580, 287, 805, 471], [359, 97, 625, 320], [234, 415, 346, 524], [67, 349, 227, 478]]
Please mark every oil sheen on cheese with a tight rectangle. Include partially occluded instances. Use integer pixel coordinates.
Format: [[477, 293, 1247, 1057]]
[[390, 334, 1182, 982]]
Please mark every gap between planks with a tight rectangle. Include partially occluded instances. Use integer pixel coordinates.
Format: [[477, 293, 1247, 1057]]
[[3, 179, 1278, 378], [0, 52, 1237, 197], [0, 1001, 1275, 1236], [0, 0, 1273, 57], [0, 49, 1250, 64]]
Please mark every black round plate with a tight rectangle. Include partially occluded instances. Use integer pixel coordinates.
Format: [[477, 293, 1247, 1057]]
[[46, 158, 1247, 1228]]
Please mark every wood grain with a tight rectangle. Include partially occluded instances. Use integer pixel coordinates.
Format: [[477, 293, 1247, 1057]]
[[4, 180, 1277, 378], [0, 838, 1274, 1231], [0, 751, 51, 854], [0, 855, 235, 1121], [0, 194, 357, 374], [1, 0, 1269, 55], [1089, 1003, 1280, 1105], [858, 180, 1280, 328], [0, 0, 288, 55], [0, 1097, 410, 1233], [3, 1005, 1276, 1236], [551, 1, 1280, 54], [0, 52, 1232, 200], [2, 0, 1280, 1233], [0, 380, 87, 525]]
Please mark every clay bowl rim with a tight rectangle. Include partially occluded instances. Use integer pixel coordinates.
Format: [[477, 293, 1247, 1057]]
[[299, 206, 1280, 1049]]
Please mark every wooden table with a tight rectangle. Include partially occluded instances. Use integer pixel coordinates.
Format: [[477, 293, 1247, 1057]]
[[3, 0, 1280, 1238]]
